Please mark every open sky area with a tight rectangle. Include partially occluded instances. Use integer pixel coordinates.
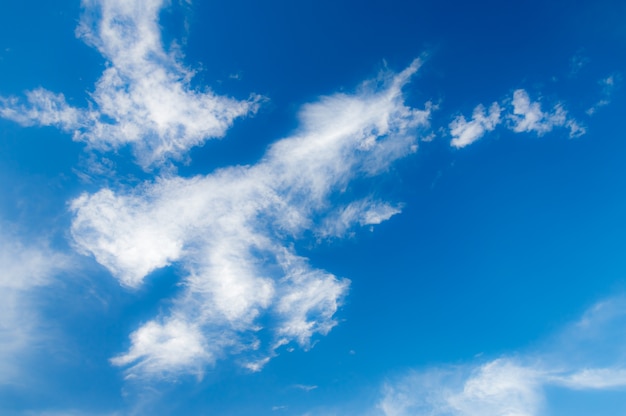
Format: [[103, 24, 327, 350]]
[[2, 0, 626, 415]]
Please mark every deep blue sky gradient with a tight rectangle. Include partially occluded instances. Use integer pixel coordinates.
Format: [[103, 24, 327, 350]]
[[1, 1, 626, 415]]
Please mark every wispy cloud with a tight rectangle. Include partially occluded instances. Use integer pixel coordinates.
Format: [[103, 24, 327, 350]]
[[0, 89, 83, 132], [70, 60, 432, 378], [449, 89, 585, 148], [569, 51, 590, 76], [318, 199, 403, 239], [449, 102, 501, 148], [508, 89, 585, 138], [0, 225, 69, 385], [377, 295, 626, 416], [293, 384, 318, 392], [379, 360, 543, 416], [586, 74, 619, 115], [0, 0, 260, 169]]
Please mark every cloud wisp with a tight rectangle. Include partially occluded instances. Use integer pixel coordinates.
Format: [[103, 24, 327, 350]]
[[70, 60, 432, 378], [586, 74, 619, 116], [508, 89, 585, 137], [449, 102, 501, 149], [0, 0, 260, 169], [377, 295, 626, 416], [449, 89, 585, 149], [0, 225, 69, 385]]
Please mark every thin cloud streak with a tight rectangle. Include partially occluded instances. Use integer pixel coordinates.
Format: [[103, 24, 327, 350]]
[[0, 226, 69, 385]]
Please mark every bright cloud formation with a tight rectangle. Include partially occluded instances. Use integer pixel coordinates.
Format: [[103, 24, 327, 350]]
[[70, 59, 432, 377], [377, 296, 626, 416], [0, 0, 259, 169], [449, 102, 501, 148], [0, 0, 598, 387], [449, 89, 585, 149], [509, 89, 585, 138]]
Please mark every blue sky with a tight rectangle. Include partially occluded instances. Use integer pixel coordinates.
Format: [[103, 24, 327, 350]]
[[1, 0, 626, 415]]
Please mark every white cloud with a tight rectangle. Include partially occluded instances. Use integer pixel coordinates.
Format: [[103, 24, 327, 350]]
[[318, 199, 402, 238], [380, 360, 544, 416], [0, 0, 260, 169], [294, 384, 318, 391], [0, 226, 68, 384], [449, 102, 501, 148], [586, 75, 619, 115], [448, 90, 586, 148], [0, 89, 83, 132], [508, 89, 585, 138], [109, 319, 213, 378], [377, 296, 626, 416], [552, 368, 626, 390], [70, 59, 432, 378]]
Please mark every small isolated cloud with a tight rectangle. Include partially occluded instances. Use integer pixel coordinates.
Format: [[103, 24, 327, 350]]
[[0, 225, 68, 384], [318, 199, 402, 238], [0, 0, 260, 169], [70, 60, 432, 378], [587, 74, 619, 115], [449, 89, 585, 148], [377, 295, 626, 416], [293, 384, 318, 392], [508, 89, 585, 138], [449, 102, 501, 148], [109, 319, 213, 378], [569, 51, 590, 76]]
